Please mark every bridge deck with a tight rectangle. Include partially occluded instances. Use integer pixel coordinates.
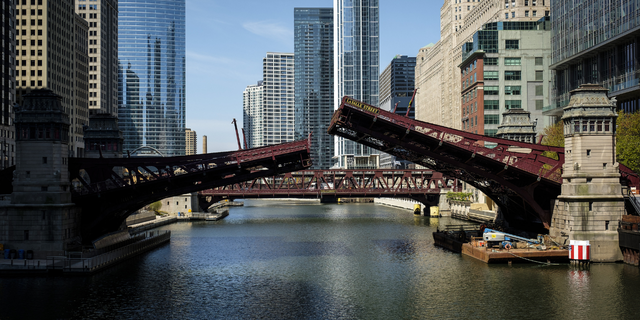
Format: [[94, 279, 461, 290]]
[[328, 97, 571, 232]]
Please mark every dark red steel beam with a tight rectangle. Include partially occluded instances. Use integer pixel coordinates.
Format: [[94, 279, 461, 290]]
[[327, 96, 570, 232]]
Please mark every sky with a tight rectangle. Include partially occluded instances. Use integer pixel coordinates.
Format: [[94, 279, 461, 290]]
[[185, 0, 444, 153]]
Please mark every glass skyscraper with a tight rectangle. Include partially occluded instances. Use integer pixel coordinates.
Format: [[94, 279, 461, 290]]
[[294, 8, 334, 169], [118, 0, 186, 156], [333, 0, 379, 169]]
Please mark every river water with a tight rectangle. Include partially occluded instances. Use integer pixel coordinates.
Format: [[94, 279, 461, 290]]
[[2, 200, 640, 319]]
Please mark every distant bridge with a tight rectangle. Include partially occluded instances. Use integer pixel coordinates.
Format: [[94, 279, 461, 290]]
[[199, 169, 460, 208], [328, 96, 640, 233]]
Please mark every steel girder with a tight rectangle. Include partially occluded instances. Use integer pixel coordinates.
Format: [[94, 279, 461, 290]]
[[69, 139, 312, 242], [328, 97, 569, 232]]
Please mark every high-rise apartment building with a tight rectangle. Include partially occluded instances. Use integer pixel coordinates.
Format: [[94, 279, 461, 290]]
[[459, 19, 551, 138], [185, 128, 196, 155], [259, 53, 295, 147], [333, 0, 379, 169], [118, 0, 186, 156], [379, 55, 416, 169], [1, 0, 16, 169], [550, 0, 640, 115], [414, 0, 550, 129], [75, 0, 118, 116], [15, 0, 89, 157], [242, 81, 263, 149], [294, 8, 334, 169]]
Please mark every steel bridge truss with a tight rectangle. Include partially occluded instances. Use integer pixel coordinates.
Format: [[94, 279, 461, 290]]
[[199, 169, 460, 207], [69, 138, 312, 242], [328, 97, 570, 232]]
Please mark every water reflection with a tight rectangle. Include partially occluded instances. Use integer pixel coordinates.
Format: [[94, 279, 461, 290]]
[[0, 200, 639, 319]]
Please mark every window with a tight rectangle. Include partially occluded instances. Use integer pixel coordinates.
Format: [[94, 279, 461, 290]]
[[532, 10, 537, 16], [505, 100, 522, 109], [535, 85, 543, 96], [505, 86, 521, 95], [536, 100, 544, 110], [505, 40, 519, 49], [485, 57, 498, 65], [485, 115, 500, 124], [484, 129, 498, 137], [485, 100, 499, 110], [505, 13, 508, 19], [535, 70, 544, 81], [484, 86, 499, 95], [535, 57, 543, 66], [504, 57, 521, 65], [504, 70, 521, 80], [525, 10, 529, 17], [484, 71, 499, 80], [511, 12, 515, 18]]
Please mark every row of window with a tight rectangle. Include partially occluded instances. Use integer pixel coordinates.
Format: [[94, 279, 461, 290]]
[[482, 99, 544, 110], [483, 70, 544, 81]]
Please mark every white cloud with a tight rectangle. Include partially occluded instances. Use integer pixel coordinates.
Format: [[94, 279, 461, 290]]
[[242, 20, 293, 45]]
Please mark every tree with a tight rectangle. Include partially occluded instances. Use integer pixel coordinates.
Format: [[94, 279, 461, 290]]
[[541, 121, 564, 147], [540, 121, 564, 160], [148, 201, 162, 213], [617, 111, 640, 174]]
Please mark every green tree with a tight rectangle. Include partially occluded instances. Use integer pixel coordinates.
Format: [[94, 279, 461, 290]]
[[148, 201, 162, 212], [540, 121, 564, 160], [541, 121, 565, 147], [617, 111, 640, 174]]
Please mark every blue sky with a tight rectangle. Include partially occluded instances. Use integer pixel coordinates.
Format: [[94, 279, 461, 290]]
[[185, 0, 443, 153]]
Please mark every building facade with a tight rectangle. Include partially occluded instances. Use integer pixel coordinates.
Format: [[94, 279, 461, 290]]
[[550, 0, 640, 115], [414, 0, 550, 130], [1, 0, 16, 169], [261, 53, 295, 146], [118, 0, 186, 156], [294, 7, 334, 169], [75, 0, 118, 116], [459, 19, 551, 138], [15, 0, 89, 157], [333, 0, 380, 169], [242, 81, 263, 149], [379, 55, 416, 168], [185, 128, 196, 155]]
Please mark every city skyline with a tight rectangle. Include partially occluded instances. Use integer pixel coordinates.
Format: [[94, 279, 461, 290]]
[[185, 0, 442, 153]]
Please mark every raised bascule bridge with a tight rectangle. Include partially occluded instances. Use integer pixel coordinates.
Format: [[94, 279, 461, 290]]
[[328, 96, 640, 233], [68, 138, 312, 241], [199, 169, 460, 208]]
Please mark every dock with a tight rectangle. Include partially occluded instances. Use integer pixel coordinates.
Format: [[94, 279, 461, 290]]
[[462, 242, 569, 264]]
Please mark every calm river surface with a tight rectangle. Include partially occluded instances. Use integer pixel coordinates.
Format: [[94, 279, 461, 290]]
[[2, 200, 640, 319]]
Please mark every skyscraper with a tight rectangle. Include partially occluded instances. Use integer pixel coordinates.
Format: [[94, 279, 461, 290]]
[[244, 53, 295, 148], [118, 0, 186, 156], [550, 0, 640, 114], [185, 128, 196, 155], [242, 81, 263, 149], [75, 0, 119, 116], [333, 0, 379, 169], [1, 0, 16, 169], [379, 55, 416, 169], [294, 8, 334, 169], [15, 0, 89, 157]]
